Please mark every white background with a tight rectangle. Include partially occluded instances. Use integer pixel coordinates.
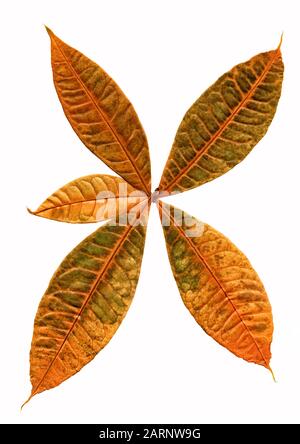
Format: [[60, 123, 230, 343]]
[[0, 0, 299, 424]]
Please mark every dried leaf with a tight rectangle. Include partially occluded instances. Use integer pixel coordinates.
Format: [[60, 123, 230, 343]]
[[46, 27, 151, 194], [26, 216, 147, 401], [25, 34, 284, 405], [159, 43, 284, 193], [29, 174, 146, 223], [158, 202, 273, 370]]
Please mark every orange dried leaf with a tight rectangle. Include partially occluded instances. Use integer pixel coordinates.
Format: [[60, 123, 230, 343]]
[[159, 43, 284, 193], [158, 202, 273, 370], [26, 213, 148, 402], [46, 27, 151, 195], [29, 174, 147, 223]]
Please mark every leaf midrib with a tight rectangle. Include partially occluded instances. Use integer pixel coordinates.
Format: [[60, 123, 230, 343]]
[[160, 202, 270, 368], [161, 47, 281, 192], [51, 33, 150, 195]]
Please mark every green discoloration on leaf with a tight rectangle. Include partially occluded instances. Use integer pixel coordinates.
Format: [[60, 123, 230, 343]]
[[159, 47, 284, 193], [29, 219, 147, 398], [72, 254, 100, 271], [159, 202, 274, 371], [60, 292, 83, 308], [94, 231, 119, 248]]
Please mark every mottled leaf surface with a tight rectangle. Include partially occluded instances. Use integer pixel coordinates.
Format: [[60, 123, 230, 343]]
[[159, 45, 283, 193], [158, 202, 273, 369], [29, 174, 146, 223], [25, 34, 284, 405], [47, 28, 151, 194], [28, 219, 147, 399]]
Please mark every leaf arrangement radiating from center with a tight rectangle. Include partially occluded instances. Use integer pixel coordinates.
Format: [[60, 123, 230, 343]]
[[25, 28, 284, 404]]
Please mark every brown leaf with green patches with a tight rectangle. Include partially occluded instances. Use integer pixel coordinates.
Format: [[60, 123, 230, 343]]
[[29, 174, 147, 223], [46, 27, 151, 195], [158, 202, 273, 371], [25, 213, 148, 403], [159, 42, 284, 194]]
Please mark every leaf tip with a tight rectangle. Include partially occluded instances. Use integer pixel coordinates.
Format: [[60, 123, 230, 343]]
[[27, 207, 35, 216], [21, 393, 33, 410], [269, 366, 277, 383], [277, 32, 284, 51], [44, 25, 54, 38]]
